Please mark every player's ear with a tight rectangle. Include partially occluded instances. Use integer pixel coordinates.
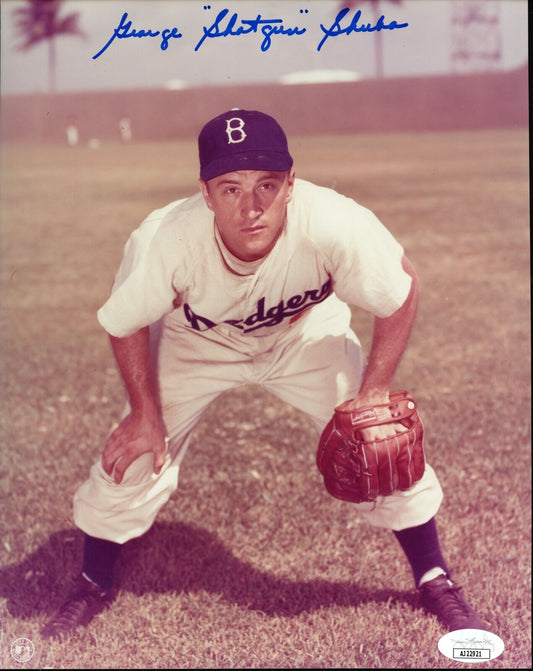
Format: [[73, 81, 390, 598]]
[[285, 169, 296, 203], [199, 179, 214, 211]]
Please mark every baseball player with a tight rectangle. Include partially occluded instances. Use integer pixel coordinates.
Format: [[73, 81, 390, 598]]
[[41, 109, 483, 638]]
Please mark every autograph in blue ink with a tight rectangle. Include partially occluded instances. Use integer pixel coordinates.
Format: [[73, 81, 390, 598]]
[[318, 7, 409, 51], [194, 7, 306, 52], [91, 6, 409, 60], [92, 12, 182, 59]]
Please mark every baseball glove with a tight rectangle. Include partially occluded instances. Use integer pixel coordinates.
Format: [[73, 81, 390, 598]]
[[316, 391, 425, 504]]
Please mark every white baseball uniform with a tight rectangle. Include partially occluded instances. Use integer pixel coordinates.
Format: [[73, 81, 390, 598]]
[[73, 178, 443, 543]]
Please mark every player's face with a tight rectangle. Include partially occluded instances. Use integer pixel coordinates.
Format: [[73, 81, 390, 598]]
[[200, 169, 295, 262]]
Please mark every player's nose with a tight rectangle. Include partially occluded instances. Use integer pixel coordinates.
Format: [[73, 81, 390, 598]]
[[241, 191, 263, 219]]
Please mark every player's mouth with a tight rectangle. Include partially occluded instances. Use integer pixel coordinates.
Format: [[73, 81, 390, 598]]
[[241, 225, 266, 234]]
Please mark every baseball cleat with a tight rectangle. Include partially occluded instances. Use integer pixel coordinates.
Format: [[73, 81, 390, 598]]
[[419, 574, 483, 632], [41, 574, 114, 639]]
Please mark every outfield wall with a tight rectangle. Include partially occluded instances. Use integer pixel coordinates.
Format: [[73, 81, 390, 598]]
[[0, 65, 527, 144]]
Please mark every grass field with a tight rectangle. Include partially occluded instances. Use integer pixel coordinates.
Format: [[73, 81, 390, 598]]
[[0, 128, 530, 669]]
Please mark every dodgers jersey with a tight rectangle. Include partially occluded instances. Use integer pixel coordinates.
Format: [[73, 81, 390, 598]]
[[97, 179, 412, 339]]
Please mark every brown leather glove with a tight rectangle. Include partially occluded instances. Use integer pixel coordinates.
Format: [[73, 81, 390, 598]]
[[316, 391, 426, 503]]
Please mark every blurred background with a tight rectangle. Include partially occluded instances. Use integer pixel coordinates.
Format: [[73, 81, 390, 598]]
[[0, 0, 528, 143]]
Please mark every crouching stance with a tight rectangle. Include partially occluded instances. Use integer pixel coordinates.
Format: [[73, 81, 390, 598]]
[[42, 109, 483, 639]]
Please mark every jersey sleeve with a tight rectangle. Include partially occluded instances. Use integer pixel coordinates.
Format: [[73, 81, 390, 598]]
[[97, 201, 184, 338], [299, 182, 412, 318]]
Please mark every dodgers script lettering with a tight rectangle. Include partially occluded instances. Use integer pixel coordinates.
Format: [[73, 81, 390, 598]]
[[184, 279, 332, 333]]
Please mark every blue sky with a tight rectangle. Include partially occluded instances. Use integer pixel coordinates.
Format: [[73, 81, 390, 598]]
[[1, 0, 528, 94]]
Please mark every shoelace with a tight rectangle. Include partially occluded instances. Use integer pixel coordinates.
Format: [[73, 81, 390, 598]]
[[429, 582, 475, 621], [46, 594, 94, 632], [57, 598, 86, 622]]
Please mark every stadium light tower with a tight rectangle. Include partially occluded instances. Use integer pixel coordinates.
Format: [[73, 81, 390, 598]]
[[451, 1, 502, 73]]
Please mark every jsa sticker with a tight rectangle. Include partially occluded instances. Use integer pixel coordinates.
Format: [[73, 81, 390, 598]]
[[438, 628, 505, 663]]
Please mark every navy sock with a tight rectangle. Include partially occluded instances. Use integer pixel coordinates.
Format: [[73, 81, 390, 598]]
[[393, 517, 449, 587], [81, 533, 122, 592]]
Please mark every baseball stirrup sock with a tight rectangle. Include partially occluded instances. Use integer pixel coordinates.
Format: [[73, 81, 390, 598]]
[[82, 533, 122, 592], [393, 517, 449, 587]]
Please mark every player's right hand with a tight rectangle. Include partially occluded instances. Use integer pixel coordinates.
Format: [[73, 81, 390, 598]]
[[102, 411, 168, 484]]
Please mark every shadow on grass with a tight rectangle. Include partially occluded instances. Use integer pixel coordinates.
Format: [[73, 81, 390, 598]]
[[0, 521, 417, 620]]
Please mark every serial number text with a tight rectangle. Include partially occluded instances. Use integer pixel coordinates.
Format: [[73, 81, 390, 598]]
[[453, 649, 491, 659]]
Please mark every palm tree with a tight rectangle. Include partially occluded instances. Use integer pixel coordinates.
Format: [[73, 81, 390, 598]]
[[338, 0, 403, 78], [12, 0, 85, 93]]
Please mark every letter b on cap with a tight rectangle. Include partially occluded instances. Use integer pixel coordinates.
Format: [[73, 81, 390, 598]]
[[225, 117, 247, 144]]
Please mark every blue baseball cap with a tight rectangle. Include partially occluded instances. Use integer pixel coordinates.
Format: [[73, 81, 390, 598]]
[[198, 109, 293, 181]]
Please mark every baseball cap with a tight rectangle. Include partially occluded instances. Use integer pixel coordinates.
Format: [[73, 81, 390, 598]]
[[198, 109, 293, 180]]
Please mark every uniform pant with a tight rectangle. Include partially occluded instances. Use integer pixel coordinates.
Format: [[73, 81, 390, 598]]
[[73, 297, 443, 544]]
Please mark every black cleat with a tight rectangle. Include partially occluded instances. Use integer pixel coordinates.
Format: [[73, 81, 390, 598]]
[[419, 574, 483, 632], [41, 574, 114, 639]]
